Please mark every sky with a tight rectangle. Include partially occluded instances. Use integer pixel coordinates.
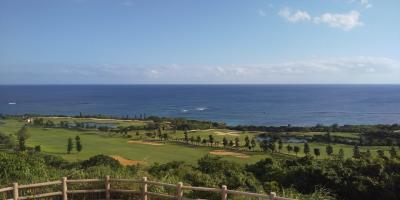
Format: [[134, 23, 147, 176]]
[[0, 0, 399, 84]]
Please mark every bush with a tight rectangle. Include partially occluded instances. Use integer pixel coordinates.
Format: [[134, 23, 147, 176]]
[[80, 155, 122, 169]]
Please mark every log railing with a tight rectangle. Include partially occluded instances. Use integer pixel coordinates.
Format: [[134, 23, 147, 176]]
[[0, 176, 295, 200]]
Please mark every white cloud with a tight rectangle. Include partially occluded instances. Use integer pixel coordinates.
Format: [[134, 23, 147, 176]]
[[278, 7, 311, 23], [349, 0, 373, 8], [2, 57, 399, 84], [258, 9, 266, 17], [314, 11, 363, 31], [361, 0, 373, 8], [278, 7, 364, 31]]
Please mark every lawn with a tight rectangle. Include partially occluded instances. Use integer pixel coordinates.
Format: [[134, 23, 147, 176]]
[[41, 116, 149, 127], [279, 142, 394, 159], [285, 131, 360, 139], [182, 129, 260, 141], [0, 119, 25, 135], [25, 127, 268, 165], [0, 118, 395, 164]]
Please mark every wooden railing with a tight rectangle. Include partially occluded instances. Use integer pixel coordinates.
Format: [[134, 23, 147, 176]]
[[0, 176, 295, 200]]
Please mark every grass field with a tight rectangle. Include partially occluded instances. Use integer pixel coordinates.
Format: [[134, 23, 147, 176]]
[[24, 126, 268, 165], [40, 117, 149, 127], [285, 131, 360, 139], [279, 142, 393, 159], [0, 119, 25, 135], [186, 129, 260, 141], [0, 118, 396, 165]]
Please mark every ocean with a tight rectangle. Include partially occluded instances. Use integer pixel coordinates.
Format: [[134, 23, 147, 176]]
[[1, 85, 400, 126]]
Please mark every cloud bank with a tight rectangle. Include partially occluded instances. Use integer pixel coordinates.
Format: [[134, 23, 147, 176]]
[[1, 57, 399, 84]]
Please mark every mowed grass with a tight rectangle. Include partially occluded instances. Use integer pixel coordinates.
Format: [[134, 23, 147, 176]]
[[1, 118, 395, 164], [0, 119, 25, 134], [285, 131, 360, 139], [41, 117, 149, 127], [185, 129, 260, 141], [279, 142, 395, 159], [26, 127, 268, 165]]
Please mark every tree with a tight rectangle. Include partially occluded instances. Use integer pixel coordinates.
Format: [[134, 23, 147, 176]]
[[18, 136, 26, 151], [314, 148, 320, 158], [157, 128, 162, 139], [229, 140, 234, 147], [326, 131, 332, 143], [222, 137, 228, 148], [365, 149, 372, 158], [377, 149, 385, 158], [304, 142, 310, 155], [67, 138, 73, 154], [17, 126, 30, 151], [389, 146, 397, 159], [326, 144, 333, 156], [338, 148, 345, 159], [75, 135, 82, 153], [163, 133, 169, 141], [268, 142, 276, 153], [184, 130, 189, 143], [208, 135, 214, 146], [34, 145, 41, 152], [386, 138, 393, 146], [286, 144, 293, 153], [234, 137, 240, 148], [244, 136, 250, 149], [196, 136, 201, 145], [201, 139, 207, 145], [190, 136, 195, 144], [278, 139, 283, 152], [251, 138, 257, 149], [260, 140, 269, 152], [293, 146, 300, 155], [353, 145, 361, 159]]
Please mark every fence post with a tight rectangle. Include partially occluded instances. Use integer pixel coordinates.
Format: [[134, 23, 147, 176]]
[[141, 177, 147, 200], [221, 185, 227, 200], [176, 182, 183, 200], [12, 183, 18, 200], [269, 192, 277, 200], [105, 175, 110, 200], [62, 177, 68, 200]]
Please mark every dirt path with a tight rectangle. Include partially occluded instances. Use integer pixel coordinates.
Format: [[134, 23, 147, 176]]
[[111, 155, 146, 166], [214, 131, 240, 136], [209, 150, 249, 158], [127, 140, 164, 146]]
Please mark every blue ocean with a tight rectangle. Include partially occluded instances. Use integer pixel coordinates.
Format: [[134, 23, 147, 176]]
[[1, 85, 400, 126]]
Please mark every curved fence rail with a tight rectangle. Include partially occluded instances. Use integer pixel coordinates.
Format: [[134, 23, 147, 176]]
[[0, 176, 295, 200]]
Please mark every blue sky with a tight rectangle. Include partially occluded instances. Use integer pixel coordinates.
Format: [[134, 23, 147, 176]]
[[0, 0, 399, 84]]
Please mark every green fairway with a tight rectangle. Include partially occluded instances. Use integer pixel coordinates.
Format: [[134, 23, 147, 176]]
[[280, 142, 393, 159], [285, 131, 360, 139], [182, 129, 260, 141], [0, 119, 25, 134], [40, 116, 149, 127], [0, 118, 396, 165], [25, 127, 268, 164]]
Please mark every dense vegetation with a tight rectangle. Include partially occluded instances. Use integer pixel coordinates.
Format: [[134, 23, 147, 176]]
[[1, 114, 400, 199], [1, 151, 400, 200]]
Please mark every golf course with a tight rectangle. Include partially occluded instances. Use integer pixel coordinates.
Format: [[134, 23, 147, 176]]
[[0, 116, 396, 166]]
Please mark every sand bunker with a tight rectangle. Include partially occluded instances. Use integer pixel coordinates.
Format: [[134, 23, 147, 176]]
[[111, 155, 145, 166], [215, 131, 240, 137], [209, 150, 249, 158], [127, 140, 164, 146]]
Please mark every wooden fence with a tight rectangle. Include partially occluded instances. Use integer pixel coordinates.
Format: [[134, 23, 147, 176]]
[[0, 176, 295, 200]]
